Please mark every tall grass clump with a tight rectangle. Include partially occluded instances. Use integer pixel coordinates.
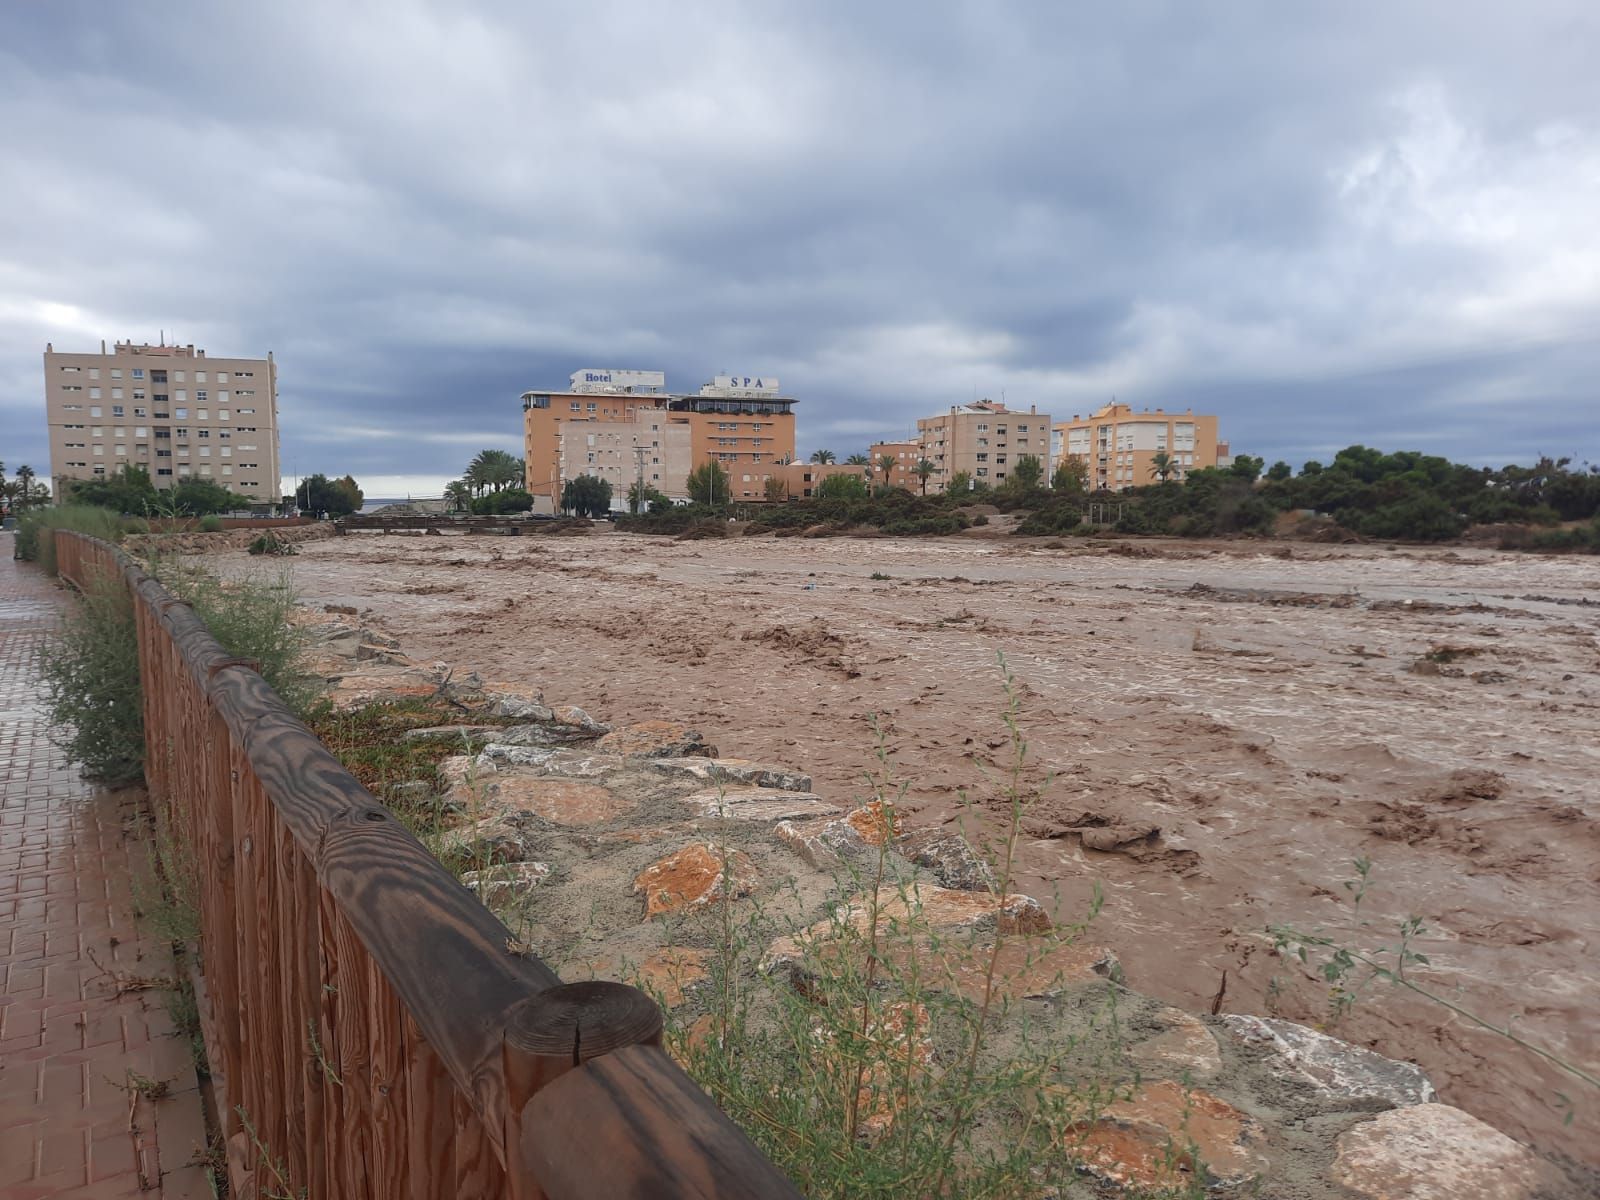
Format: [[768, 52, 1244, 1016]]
[[42, 576, 145, 784], [657, 668, 1132, 1198], [14, 505, 126, 574], [46, 559, 313, 785], [152, 558, 315, 715]]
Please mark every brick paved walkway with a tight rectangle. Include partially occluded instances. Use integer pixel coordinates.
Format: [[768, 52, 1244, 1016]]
[[0, 537, 209, 1199]]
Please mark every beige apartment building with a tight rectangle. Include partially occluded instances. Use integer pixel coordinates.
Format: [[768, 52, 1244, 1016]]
[[1053, 403, 1222, 491], [523, 369, 797, 506], [915, 400, 1052, 493], [868, 440, 920, 490], [43, 341, 281, 502]]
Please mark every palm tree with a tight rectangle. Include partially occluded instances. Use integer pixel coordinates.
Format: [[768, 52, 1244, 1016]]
[[877, 454, 897, 488], [809, 449, 836, 465], [914, 458, 936, 496], [844, 453, 869, 466], [1149, 451, 1175, 483], [444, 480, 472, 513], [467, 449, 521, 494]]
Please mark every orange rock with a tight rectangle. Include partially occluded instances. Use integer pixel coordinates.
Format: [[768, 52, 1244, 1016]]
[[844, 801, 901, 846], [633, 844, 758, 918], [764, 884, 1051, 969], [818, 1002, 934, 1142], [633, 947, 712, 1008], [597, 719, 712, 757], [1065, 1080, 1267, 1190], [491, 777, 634, 826]]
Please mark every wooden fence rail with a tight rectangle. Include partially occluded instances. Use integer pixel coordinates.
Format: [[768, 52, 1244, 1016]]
[[53, 531, 800, 1200]]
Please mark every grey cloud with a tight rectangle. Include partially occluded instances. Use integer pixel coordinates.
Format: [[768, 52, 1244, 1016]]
[[2, 1, 1596, 489]]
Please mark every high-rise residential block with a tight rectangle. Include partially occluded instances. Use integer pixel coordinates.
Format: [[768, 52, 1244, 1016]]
[[915, 400, 1052, 493], [43, 340, 282, 502]]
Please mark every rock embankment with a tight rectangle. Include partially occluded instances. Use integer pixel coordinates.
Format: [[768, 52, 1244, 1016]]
[[296, 608, 1584, 1198]]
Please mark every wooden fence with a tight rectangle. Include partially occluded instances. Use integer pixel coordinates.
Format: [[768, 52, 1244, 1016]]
[[54, 532, 799, 1199]]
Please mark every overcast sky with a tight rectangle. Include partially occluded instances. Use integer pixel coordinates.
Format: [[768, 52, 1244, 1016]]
[[3, 2, 1596, 496]]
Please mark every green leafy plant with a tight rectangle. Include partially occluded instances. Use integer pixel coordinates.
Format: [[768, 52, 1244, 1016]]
[[43, 575, 145, 783]]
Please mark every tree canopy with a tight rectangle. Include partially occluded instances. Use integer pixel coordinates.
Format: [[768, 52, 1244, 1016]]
[[561, 474, 613, 517], [686, 461, 731, 506], [295, 473, 362, 518]]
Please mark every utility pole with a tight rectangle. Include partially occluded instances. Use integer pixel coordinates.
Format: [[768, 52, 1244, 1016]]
[[632, 443, 647, 511]]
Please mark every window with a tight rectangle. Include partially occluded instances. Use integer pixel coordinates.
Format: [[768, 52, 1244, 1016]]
[[89, 387, 102, 399], [132, 369, 144, 379], [175, 407, 188, 419], [175, 428, 189, 438], [236, 407, 255, 415], [136, 390, 148, 401], [195, 371, 206, 383], [110, 369, 121, 379], [157, 468, 172, 476], [114, 445, 126, 456], [111, 388, 123, 400], [151, 370, 167, 384], [216, 372, 228, 383], [155, 430, 170, 440], [135, 427, 148, 438], [112, 405, 125, 417], [157, 449, 171, 458], [174, 371, 185, 383], [199, 447, 210, 457], [570, 401, 581, 412], [196, 390, 207, 403], [175, 390, 187, 402], [222, 466, 232, 476], [586, 402, 597, 412], [133, 407, 146, 417], [90, 406, 102, 417], [91, 426, 103, 436], [220, 447, 231, 458], [93, 446, 105, 456], [217, 410, 230, 422], [976, 467, 988, 477], [59, 365, 80, 373], [197, 410, 208, 421]]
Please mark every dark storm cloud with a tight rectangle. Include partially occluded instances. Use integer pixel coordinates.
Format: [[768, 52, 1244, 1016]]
[[2, 1, 1596, 492]]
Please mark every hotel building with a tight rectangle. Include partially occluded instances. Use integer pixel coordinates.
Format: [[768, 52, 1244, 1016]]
[[1053, 403, 1222, 490], [521, 370, 796, 505], [43, 341, 281, 502], [914, 400, 1052, 494]]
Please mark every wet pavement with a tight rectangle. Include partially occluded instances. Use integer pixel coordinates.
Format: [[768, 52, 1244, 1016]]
[[0, 536, 209, 1199]]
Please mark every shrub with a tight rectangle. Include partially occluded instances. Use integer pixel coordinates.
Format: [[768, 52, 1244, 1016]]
[[198, 515, 224, 533], [883, 514, 966, 536], [248, 532, 298, 556], [43, 576, 145, 784], [971, 514, 989, 527], [154, 561, 315, 715], [14, 505, 126, 574], [473, 488, 536, 515]]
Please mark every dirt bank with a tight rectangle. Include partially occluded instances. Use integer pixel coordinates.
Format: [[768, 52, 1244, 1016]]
[[221, 529, 1600, 1163]]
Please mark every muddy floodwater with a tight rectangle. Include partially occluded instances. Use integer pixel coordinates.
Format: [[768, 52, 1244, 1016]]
[[252, 529, 1600, 1161]]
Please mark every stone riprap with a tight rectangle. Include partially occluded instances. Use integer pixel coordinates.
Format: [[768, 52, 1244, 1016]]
[[300, 611, 1589, 1198]]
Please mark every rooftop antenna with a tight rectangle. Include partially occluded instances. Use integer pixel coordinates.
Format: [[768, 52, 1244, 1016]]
[[160, 329, 165, 346]]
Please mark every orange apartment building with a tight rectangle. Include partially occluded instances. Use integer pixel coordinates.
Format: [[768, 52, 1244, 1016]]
[[1052, 403, 1222, 490], [868, 440, 920, 490], [915, 400, 1052, 494], [521, 370, 796, 505]]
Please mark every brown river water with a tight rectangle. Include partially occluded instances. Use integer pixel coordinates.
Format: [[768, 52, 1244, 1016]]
[[236, 528, 1600, 1162]]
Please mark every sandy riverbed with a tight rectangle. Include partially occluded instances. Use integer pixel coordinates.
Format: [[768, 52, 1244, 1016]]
[[229, 527, 1599, 1161]]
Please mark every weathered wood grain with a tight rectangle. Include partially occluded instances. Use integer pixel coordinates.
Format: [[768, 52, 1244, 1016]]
[[518, 1044, 805, 1199]]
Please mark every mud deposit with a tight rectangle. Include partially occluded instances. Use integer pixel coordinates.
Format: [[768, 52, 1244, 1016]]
[[239, 530, 1599, 1162]]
